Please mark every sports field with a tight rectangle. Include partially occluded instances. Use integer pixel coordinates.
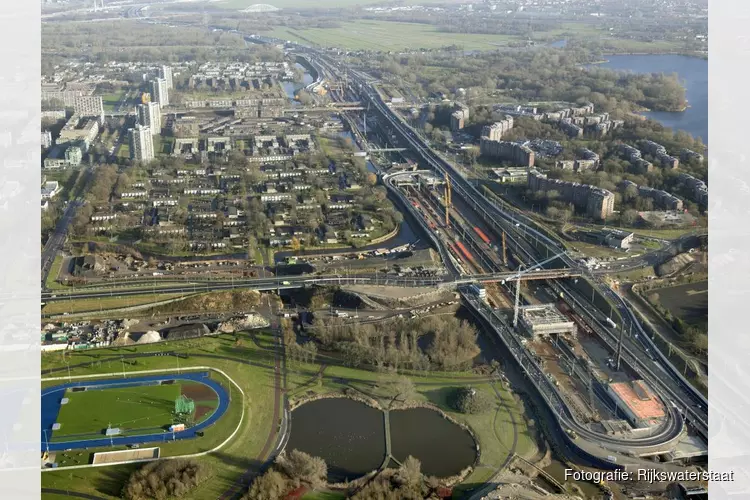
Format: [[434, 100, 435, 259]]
[[53, 384, 179, 439]]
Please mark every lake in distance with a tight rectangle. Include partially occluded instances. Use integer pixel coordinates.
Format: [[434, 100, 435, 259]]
[[592, 54, 707, 143]]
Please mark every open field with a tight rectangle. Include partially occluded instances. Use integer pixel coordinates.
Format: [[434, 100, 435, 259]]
[[652, 280, 708, 325], [217, 0, 446, 9], [53, 384, 180, 439], [99, 91, 127, 111], [267, 21, 515, 52]]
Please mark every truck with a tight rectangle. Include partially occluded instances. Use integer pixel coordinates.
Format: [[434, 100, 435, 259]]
[[605, 317, 617, 329]]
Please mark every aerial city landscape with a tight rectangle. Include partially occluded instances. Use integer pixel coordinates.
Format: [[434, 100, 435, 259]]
[[39, 0, 709, 499]]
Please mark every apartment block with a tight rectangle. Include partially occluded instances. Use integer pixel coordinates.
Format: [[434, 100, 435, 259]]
[[150, 78, 169, 107], [480, 139, 535, 167], [128, 124, 155, 162], [159, 65, 174, 89], [73, 95, 104, 122], [137, 102, 162, 135], [482, 116, 514, 141], [528, 168, 614, 219]]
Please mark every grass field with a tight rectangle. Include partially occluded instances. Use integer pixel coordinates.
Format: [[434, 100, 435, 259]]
[[53, 384, 179, 439], [99, 91, 127, 111], [267, 21, 514, 52]]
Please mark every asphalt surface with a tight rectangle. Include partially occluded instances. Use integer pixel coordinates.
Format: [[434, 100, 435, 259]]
[[41, 200, 81, 286]]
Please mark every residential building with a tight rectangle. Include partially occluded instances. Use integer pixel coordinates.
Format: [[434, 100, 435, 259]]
[[41, 181, 60, 200], [639, 140, 680, 169], [41, 130, 52, 149], [128, 124, 155, 162], [65, 146, 83, 166], [680, 149, 704, 164], [450, 104, 470, 131], [73, 95, 104, 123], [618, 180, 683, 210], [57, 115, 99, 151], [480, 139, 535, 167], [150, 78, 169, 107], [482, 116, 514, 141], [137, 102, 162, 135], [528, 168, 614, 219], [676, 173, 708, 207], [159, 65, 173, 89]]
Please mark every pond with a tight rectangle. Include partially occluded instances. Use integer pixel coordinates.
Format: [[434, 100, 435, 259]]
[[287, 399, 478, 482], [286, 398, 386, 482], [389, 408, 477, 478]]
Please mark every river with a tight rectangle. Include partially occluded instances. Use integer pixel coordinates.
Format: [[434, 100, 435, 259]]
[[280, 62, 315, 104], [592, 54, 707, 142]]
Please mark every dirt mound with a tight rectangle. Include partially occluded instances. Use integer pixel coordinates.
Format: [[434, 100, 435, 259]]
[[136, 330, 161, 344], [147, 290, 261, 315], [656, 253, 694, 276]]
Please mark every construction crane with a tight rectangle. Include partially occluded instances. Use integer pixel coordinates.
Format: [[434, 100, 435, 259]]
[[500, 251, 567, 329], [444, 172, 451, 227], [502, 231, 508, 266]]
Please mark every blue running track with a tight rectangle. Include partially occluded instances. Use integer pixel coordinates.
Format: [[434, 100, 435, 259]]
[[41, 372, 229, 452]]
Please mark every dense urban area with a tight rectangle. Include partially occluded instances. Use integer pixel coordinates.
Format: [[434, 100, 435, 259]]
[[39, 0, 709, 499]]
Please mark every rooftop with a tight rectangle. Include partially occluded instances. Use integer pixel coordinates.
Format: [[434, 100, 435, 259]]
[[609, 380, 665, 421]]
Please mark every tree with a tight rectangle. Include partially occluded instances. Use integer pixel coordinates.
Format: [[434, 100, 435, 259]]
[[381, 374, 417, 407], [366, 172, 378, 186], [243, 470, 288, 500], [395, 456, 422, 487], [451, 387, 494, 414], [278, 449, 327, 489]]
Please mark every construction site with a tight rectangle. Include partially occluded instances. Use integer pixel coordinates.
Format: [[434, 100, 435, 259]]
[[385, 170, 692, 456]]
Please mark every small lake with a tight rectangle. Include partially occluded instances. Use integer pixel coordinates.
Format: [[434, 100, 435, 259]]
[[591, 54, 707, 142], [389, 408, 477, 478], [287, 398, 386, 482]]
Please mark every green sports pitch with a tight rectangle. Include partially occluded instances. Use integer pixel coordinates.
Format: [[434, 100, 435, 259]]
[[52, 384, 181, 440]]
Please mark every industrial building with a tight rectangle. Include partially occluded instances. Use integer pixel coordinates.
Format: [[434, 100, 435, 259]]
[[150, 78, 169, 107], [517, 304, 577, 337], [128, 124, 155, 162], [528, 169, 615, 220], [136, 102, 161, 136], [607, 380, 666, 429]]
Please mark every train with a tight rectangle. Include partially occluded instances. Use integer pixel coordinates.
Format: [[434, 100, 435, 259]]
[[473, 226, 492, 246], [454, 241, 478, 268]]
